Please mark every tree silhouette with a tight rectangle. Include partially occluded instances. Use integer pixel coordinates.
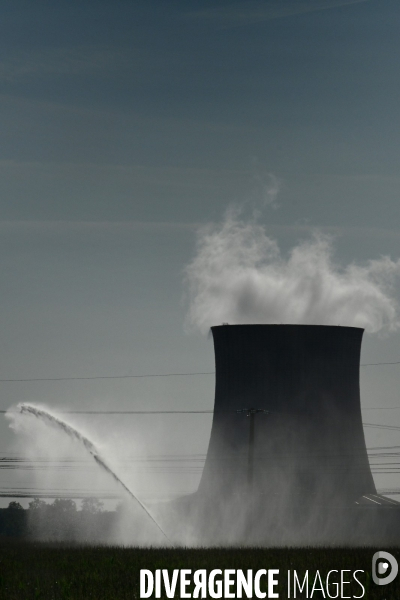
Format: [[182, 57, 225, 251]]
[[81, 497, 104, 514], [1, 501, 27, 537]]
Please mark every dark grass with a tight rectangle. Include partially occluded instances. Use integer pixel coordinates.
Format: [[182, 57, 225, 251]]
[[0, 540, 399, 599]]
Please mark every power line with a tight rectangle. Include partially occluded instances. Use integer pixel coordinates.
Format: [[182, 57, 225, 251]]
[[0, 409, 214, 414], [0, 359, 399, 383], [0, 372, 215, 382], [1, 410, 400, 426], [363, 422, 400, 431], [360, 361, 400, 366], [61, 410, 213, 414], [363, 407, 400, 410]]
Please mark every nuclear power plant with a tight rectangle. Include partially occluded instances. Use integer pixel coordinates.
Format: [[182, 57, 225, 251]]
[[168, 324, 400, 545]]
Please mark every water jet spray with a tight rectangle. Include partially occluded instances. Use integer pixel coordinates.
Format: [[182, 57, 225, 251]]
[[17, 403, 172, 545]]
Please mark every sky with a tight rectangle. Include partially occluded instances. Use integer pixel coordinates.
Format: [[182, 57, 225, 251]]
[[1, 0, 400, 507]]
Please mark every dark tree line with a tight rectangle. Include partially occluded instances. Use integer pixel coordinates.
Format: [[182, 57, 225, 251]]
[[0, 498, 117, 541]]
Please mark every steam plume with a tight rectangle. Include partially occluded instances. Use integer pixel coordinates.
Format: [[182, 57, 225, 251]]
[[185, 211, 400, 334]]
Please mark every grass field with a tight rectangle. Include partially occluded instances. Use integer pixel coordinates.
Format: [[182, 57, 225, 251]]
[[0, 540, 399, 599]]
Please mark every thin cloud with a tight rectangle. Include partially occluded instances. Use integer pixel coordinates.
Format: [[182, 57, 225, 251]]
[[0, 46, 131, 82], [0, 44, 178, 83], [187, 0, 370, 27], [0, 220, 200, 233], [1, 221, 400, 242]]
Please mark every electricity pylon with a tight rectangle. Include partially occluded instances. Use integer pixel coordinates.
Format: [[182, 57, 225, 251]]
[[236, 408, 269, 491]]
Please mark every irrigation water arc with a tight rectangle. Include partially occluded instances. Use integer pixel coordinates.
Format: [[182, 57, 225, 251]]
[[18, 403, 171, 544]]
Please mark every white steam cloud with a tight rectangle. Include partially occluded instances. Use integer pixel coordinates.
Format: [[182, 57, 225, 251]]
[[185, 211, 400, 334]]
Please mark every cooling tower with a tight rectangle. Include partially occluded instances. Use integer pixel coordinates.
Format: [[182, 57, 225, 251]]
[[163, 324, 400, 544], [199, 324, 376, 509]]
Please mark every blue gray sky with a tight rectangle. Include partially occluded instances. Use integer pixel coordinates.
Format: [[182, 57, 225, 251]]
[[1, 0, 400, 506]]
